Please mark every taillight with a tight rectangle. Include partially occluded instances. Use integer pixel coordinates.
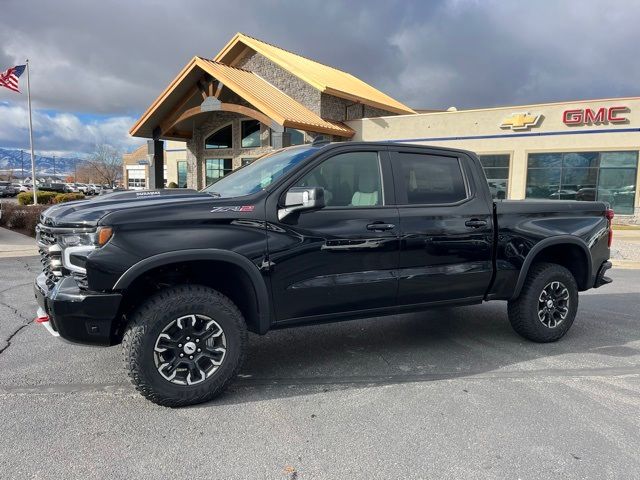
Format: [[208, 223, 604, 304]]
[[605, 209, 614, 221], [605, 208, 614, 247]]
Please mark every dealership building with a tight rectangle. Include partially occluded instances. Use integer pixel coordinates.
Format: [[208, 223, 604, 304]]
[[122, 140, 187, 190], [130, 33, 639, 222]]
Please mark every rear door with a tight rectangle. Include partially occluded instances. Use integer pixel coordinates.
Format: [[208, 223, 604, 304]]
[[266, 147, 400, 321], [389, 147, 494, 305]]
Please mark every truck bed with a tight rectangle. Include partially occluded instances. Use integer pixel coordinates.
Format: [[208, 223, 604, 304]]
[[488, 199, 611, 300]]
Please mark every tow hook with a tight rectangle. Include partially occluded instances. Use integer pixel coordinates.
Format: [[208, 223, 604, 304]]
[[36, 307, 60, 337]]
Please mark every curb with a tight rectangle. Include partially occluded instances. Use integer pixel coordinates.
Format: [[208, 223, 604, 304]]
[[0, 249, 39, 258], [611, 259, 640, 270]]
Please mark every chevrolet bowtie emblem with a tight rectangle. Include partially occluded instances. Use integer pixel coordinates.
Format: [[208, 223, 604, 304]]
[[500, 112, 542, 130]]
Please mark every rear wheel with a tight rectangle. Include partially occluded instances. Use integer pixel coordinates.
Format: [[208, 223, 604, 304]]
[[507, 262, 578, 342], [122, 284, 247, 407]]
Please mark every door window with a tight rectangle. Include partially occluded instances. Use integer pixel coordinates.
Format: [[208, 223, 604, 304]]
[[177, 161, 187, 188], [394, 153, 467, 204], [296, 151, 382, 207]]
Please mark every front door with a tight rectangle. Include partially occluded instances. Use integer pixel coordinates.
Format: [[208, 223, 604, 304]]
[[389, 148, 494, 305], [265, 148, 400, 321]]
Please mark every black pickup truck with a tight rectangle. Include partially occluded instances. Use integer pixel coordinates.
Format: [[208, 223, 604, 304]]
[[34, 141, 613, 406]]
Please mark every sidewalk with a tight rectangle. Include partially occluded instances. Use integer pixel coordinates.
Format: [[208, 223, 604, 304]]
[[0, 227, 39, 258], [611, 229, 640, 269]]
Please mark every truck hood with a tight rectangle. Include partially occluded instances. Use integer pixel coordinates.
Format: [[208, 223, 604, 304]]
[[40, 189, 211, 227]]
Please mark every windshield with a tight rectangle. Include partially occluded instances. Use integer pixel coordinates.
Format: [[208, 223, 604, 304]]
[[201, 145, 319, 198]]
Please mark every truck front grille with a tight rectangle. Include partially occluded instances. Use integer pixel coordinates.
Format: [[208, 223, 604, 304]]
[[36, 225, 63, 289]]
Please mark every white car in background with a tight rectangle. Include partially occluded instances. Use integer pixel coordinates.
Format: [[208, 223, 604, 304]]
[[19, 184, 32, 193], [74, 183, 91, 194], [66, 183, 80, 193]]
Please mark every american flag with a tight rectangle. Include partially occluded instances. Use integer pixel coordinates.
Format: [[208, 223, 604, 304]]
[[0, 65, 26, 93]]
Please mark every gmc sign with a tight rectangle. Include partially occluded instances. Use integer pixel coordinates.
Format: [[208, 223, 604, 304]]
[[563, 106, 628, 125]]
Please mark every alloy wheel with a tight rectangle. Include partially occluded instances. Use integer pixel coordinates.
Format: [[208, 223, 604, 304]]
[[537, 281, 570, 329], [153, 314, 227, 385]]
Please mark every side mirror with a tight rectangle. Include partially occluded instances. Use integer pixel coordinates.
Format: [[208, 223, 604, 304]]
[[278, 187, 325, 220]]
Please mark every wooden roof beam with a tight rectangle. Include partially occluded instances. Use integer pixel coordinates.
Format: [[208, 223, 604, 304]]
[[159, 83, 201, 135], [163, 100, 279, 135]]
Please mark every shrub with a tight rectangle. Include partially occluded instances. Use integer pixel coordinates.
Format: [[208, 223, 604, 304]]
[[17, 190, 58, 205], [0, 203, 47, 236], [53, 192, 86, 204], [167, 182, 178, 188], [8, 206, 26, 230], [23, 206, 48, 235], [0, 202, 14, 227]]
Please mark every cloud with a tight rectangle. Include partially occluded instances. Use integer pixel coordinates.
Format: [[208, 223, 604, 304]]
[[387, 0, 640, 108], [0, 104, 142, 155]]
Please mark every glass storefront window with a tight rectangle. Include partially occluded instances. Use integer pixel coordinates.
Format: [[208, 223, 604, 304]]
[[205, 125, 233, 149], [177, 161, 187, 188], [127, 178, 146, 189], [241, 120, 261, 148], [286, 128, 306, 146], [479, 154, 510, 199], [561, 167, 598, 200], [526, 151, 638, 214], [528, 153, 561, 168], [526, 168, 561, 199], [600, 151, 638, 168], [563, 152, 599, 168], [205, 158, 232, 186], [598, 168, 637, 214]]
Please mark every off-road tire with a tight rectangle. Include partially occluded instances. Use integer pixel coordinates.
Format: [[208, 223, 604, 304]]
[[122, 284, 247, 407], [507, 262, 578, 343]]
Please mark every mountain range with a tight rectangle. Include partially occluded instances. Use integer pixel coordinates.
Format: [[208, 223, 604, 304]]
[[0, 147, 85, 177]]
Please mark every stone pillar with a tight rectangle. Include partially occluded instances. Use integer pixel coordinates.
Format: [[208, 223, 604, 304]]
[[186, 133, 203, 190], [270, 123, 290, 149], [147, 138, 164, 189]]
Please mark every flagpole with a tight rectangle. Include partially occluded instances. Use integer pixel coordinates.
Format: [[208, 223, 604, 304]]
[[26, 59, 37, 205]]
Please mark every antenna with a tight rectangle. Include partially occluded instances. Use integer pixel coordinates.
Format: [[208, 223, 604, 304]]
[[312, 136, 330, 146]]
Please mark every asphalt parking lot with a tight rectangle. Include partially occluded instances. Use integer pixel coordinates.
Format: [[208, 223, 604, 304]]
[[1, 255, 639, 479]]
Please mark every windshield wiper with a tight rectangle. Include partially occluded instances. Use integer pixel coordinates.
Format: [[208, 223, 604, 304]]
[[207, 191, 222, 198]]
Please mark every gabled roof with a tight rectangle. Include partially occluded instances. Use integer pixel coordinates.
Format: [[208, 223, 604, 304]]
[[197, 58, 354, 136], [215, 33, 416, 115], [129, 57, 354, 139]]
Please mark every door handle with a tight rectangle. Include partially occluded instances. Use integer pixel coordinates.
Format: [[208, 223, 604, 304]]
[[465, 219, 487, 228], [366, 222, 395, 231]]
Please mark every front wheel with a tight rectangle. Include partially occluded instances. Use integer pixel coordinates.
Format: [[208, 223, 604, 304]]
[[122, 284, 247, 407], [507, 262, 579, 342]]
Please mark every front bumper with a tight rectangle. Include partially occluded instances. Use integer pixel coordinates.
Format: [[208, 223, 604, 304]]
[[34, 273, 123, 346]]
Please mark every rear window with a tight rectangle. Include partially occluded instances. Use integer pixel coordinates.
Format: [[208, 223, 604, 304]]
[[393, 152, 467, 204]]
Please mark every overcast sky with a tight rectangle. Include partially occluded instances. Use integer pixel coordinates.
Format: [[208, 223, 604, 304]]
[[1, 0, 639, 156]]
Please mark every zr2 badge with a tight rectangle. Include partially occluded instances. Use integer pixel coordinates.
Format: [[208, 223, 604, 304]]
[[210, 205, 255, 213]]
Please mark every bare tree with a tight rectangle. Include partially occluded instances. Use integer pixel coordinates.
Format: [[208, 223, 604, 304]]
[[85, 144, 122, 187]]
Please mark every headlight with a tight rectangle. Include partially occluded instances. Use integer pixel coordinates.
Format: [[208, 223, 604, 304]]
[[58, 226, 113, 275], [58, 232, 96, 247], [57, 226, 113, 248]]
